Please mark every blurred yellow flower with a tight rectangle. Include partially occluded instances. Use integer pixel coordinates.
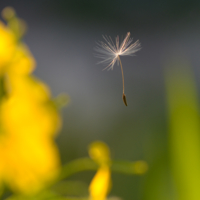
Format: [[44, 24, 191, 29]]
[[0, 21, 15, 74], [89, 141, 111, 200], [0, 9, 61, 195], [89, 167, 111, 200]]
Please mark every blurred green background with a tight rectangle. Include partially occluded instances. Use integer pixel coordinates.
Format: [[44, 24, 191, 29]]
[[1, 0, 200, 199]]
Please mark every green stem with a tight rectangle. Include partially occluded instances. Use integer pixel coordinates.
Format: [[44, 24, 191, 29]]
[[58, 158, 98, 181], [57, 158, 148, 182]]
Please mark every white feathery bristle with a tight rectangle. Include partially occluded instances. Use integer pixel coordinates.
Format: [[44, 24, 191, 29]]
[[94, 32, 141, 70]]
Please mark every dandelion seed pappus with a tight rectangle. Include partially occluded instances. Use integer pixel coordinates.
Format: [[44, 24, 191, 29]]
[[94, 32, 141, 106]]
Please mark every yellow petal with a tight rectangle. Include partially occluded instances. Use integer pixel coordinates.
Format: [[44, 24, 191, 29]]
[[89, 167, 111, 200], [88, 141, 110, 166], [0, 134, 60, 194], [0, 21, 15, 74], [0, 73, 61, 195], [7, 43, 35, 76]]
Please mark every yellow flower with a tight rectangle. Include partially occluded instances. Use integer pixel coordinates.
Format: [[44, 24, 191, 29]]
[[89, 167, 111, 200], [0, 21, 15, 74], [89, 141, 111, 200], [0, 10, 61, 195]]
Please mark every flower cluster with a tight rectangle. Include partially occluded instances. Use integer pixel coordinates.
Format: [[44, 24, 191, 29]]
[[89, 141, 111, 200], [0, 7, 61, 195]]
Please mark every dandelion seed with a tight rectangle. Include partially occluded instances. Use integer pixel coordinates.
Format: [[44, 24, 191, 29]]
[[122, 93, 128, 106], [95, 32, 141, 106]]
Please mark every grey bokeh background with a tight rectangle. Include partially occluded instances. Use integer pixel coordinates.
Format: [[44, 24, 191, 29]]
[[1, 0, 200, 199]]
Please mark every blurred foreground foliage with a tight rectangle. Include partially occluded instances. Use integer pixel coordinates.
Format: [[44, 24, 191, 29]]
[[165, 61, 200, 200], [0, 7, 147, 200]]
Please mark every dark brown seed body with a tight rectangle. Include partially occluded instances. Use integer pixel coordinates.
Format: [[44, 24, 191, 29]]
[[122, 93, 128, 106]]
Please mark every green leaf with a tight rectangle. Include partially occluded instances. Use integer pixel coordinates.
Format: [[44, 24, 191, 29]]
[[165, 61, 200, 200]]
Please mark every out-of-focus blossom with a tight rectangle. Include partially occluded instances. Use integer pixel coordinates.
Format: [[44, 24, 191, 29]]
[[0, 21, 15, 74], [89, 141, 111, 200], [0, 7, 61, 195]]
